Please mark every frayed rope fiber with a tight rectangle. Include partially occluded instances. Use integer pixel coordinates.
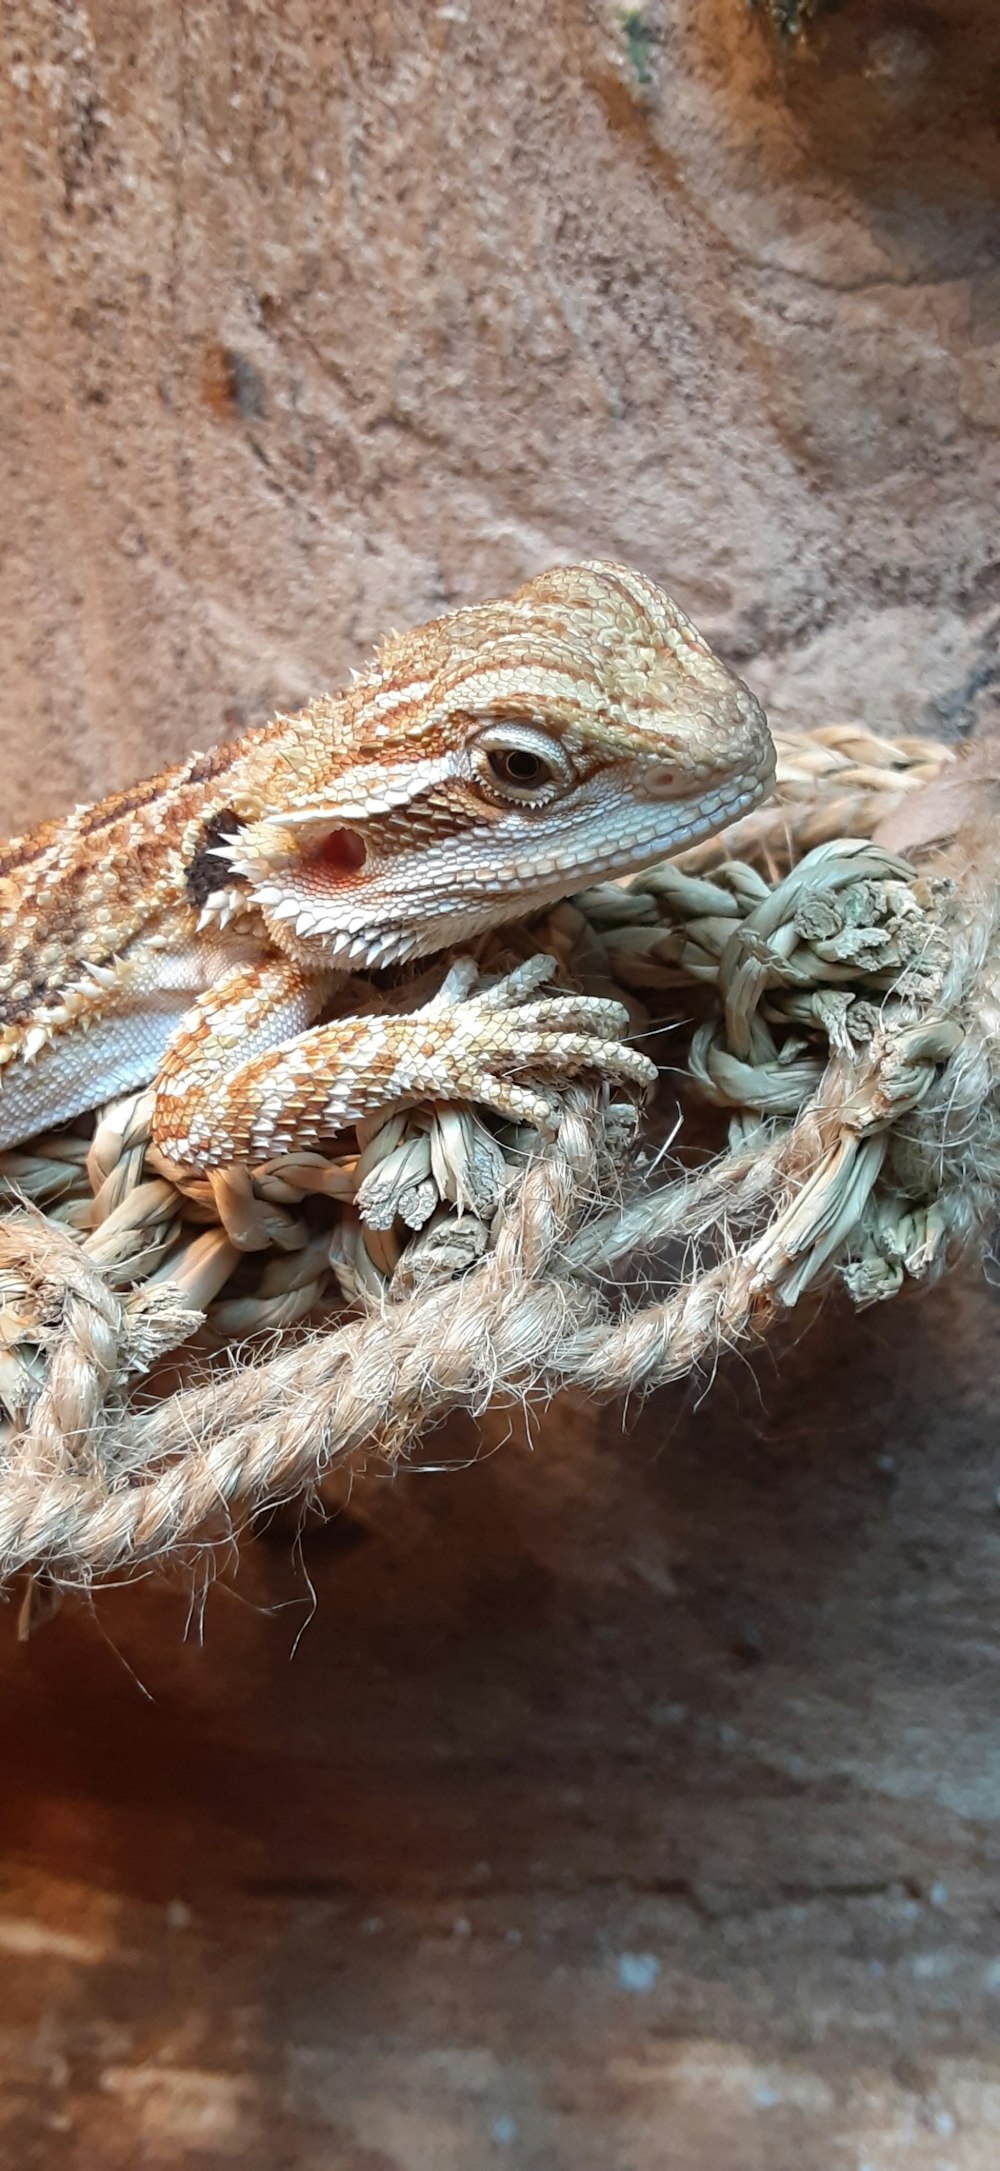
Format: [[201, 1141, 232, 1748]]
[[0, 724, 997, 1591]]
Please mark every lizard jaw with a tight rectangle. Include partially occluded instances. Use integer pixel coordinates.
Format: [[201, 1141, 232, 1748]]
[[248, 756, 772, 973]]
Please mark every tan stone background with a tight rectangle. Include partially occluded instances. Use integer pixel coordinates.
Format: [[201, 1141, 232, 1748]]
[[0, 0, 999, 2165]]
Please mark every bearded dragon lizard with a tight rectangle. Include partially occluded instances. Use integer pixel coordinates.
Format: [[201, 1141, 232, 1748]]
[[0, 562, 774, 1172]]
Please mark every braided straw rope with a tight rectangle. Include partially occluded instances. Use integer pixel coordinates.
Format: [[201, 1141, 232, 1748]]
[[0, 722, 995, 1594]]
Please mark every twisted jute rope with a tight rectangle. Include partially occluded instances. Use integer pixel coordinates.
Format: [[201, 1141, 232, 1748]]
[[0, 722, 996, 1593]]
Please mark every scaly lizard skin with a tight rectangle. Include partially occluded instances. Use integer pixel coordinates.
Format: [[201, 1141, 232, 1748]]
[[0, 562, 774, 1169]]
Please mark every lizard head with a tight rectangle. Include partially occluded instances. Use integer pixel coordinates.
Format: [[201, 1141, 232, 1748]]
[[222, 561, 775, 970]]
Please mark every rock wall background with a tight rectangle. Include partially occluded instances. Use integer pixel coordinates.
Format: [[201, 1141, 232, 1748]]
[[1, 0, 997, 832], [0, 1, 998, 2165]]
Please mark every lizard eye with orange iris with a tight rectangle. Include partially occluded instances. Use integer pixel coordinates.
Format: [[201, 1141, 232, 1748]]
[[487, 749, 552, 789]]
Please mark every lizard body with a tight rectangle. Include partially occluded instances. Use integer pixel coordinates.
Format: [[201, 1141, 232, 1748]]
[[0, 562, 774, 1167]]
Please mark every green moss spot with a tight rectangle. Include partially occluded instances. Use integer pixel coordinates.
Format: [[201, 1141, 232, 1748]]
[[621, 9, 654, 87]]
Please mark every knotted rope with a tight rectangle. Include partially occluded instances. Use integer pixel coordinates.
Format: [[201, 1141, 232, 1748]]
[[0, 723, 995, 1592]]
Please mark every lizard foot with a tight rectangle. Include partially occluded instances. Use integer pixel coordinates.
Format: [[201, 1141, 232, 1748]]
[[409, 952, 658, 1135]]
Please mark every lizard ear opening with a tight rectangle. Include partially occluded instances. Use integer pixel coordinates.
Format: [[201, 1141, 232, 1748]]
[[311, 826, 367, 878]]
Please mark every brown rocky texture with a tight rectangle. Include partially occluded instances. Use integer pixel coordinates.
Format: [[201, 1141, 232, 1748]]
[[0, 0, 999, 2164], [0, 0, 998, 834]]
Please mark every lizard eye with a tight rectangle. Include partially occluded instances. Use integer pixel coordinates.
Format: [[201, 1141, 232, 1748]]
[[487, 748, 553, 791], [469, 724, 572, 806]]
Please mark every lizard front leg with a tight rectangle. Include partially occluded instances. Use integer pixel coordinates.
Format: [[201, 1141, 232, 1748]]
[[150, 954, 657, 1174]]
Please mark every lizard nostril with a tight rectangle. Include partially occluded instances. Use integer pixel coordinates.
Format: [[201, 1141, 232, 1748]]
[[315, 827, 367, 878], [645, 765, 697, 801]]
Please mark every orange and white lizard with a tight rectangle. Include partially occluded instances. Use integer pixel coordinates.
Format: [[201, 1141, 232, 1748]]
[[0, 562, 774, 1169]]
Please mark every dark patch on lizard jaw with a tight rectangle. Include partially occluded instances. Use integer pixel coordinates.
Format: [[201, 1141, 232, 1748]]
[[0, 960, 68, 1029], [185, 808, 248, 910]]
